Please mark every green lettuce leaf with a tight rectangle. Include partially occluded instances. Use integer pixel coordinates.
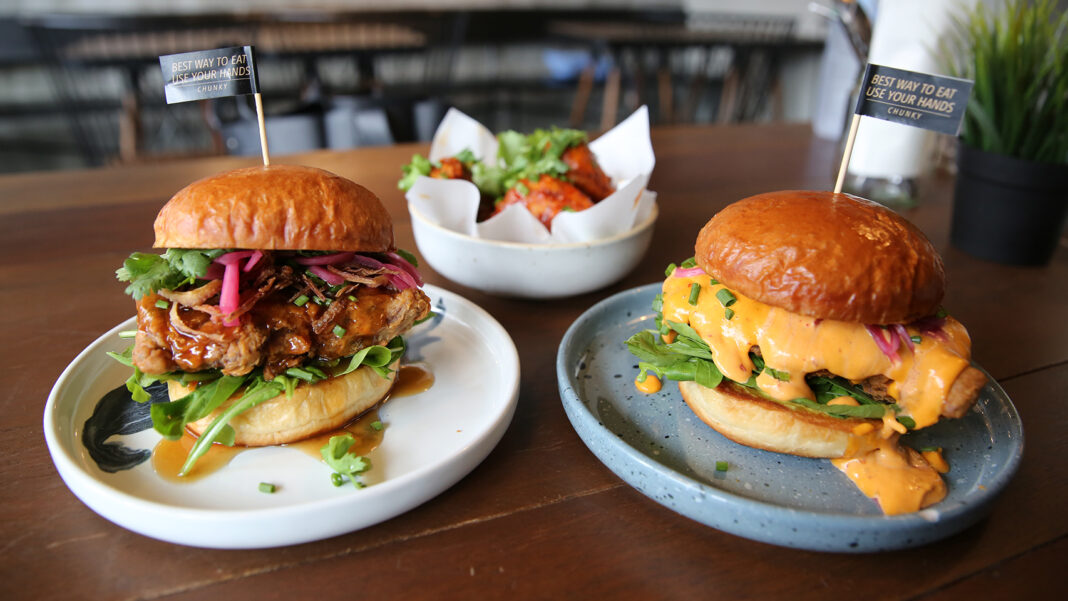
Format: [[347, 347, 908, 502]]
[[398, 153, 433, 191]]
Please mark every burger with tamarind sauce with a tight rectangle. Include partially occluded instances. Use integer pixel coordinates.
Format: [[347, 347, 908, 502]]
[[112, 164, 430, 474]]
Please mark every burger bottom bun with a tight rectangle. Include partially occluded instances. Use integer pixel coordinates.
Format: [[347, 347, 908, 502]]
[[171, 361, 398, 447], [678, 380, 880, 459]]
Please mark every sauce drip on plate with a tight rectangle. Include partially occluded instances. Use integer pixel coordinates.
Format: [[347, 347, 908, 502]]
[[151, 363, 435, 483]]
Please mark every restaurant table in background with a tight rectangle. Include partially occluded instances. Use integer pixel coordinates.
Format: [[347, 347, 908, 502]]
[[0, 124, 1062, 600]]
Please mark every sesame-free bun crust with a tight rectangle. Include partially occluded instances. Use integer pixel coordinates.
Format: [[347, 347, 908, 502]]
[[678, 380, 880, 459], [153, 165, 394, 252], [172, 361, 397, 447], [696, 190, 945, 324]]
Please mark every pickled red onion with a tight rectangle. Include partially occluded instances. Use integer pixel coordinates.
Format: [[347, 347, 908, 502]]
[[911, 315, 948, 342], [673, 266, 705, 278], [892, 323, 914, 352], [385, 268, 417, 291], [293, 252, 355, 266], [220, 261, 241, 326], [865, 324, 900, 364], [215, 250, 255, 265], [349, 254, 387, 270], [307, 265, 345, 286], [386, 252, 424, 286], [204, 263, 224, 280], [243, 250, 263, 272]]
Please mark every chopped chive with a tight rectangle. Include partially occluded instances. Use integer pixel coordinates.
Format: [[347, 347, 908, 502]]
[[293, 294, 309, 307], [331, 473, 343, 487], [724, 307, 735, 320], [715, 288, 737, 307], [354, 481, 366, 489], [680, 257, 697, 268], [117, 330, 138, 339], [258, 482, 276, 493], [688, 283, 701, 305], [347, 295, 357, 302], [919, 446, 940, 453], [715, 461, 729, 472], [332, 325, 346, 337], [155, 299, 170, 310], [708, 278, 719, 286], [664, 263, 677, 278], [370, 420, 384, 431], [305, 366, 327, 379], [935, 307, 947, 318], [910, 335, 922, 343]]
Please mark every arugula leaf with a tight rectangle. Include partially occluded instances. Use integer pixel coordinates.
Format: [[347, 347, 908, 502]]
[[320, 434, 371, 489], [394, 248, 419, 268], [180, 377, 285, 475], [808, 373, 878, 405], [626, 331, 723, 389], [787, 397, 888, 419], [338, 336, 405, 378], [149, 375, 245, 440]]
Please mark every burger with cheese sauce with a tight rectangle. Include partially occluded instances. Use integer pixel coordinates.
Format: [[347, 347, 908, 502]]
[[627, 190, 986, 515], [113, 164, 430, 474]]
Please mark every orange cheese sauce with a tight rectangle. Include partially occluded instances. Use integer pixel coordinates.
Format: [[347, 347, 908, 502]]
[[661, 272, 972, 429], [660, 270, 969, 514], [831, 438, 947, 515], [635, 374, 662, 394]]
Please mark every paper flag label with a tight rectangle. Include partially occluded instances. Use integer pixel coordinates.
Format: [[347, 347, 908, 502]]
[[160, 46, 259, 104], [854, 63, 973, 136]]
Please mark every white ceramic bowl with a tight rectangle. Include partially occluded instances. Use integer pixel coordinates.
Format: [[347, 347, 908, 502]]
[[409, 203, 658, 299]]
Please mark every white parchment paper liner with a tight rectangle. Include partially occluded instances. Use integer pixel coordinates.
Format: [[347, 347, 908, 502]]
[[405, 106, 656, 244]]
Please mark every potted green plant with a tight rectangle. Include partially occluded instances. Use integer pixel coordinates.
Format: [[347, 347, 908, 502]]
[[941, 0, 1067, 265]]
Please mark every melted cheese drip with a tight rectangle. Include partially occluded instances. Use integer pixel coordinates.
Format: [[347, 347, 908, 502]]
[[661, 271, 972, 514], [662, 273, 973, 429], [831, 439, 947, 515]]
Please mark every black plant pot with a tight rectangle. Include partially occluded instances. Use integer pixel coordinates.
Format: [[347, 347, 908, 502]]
[[951, 144, 1068, 266]]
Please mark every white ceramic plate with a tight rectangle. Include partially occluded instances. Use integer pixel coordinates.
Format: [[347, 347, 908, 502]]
[[44, 285, 519, 549]]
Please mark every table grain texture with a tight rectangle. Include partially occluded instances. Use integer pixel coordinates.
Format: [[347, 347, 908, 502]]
[[1, 123, 1062, 600]]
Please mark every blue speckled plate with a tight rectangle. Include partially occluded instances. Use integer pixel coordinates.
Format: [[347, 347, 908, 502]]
[[557, 284, 1024, 552]]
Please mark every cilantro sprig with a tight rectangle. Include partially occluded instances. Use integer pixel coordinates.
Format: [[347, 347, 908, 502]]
[[116, 249, 225, 300], [321, 434, 371, 488]]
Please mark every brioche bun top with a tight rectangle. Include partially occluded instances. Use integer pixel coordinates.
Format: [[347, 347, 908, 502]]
[[695, 190, 945, 324], [153, 165, 394, 252]]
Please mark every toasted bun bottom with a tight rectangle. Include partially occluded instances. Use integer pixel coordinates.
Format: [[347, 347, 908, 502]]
[[678, 380, 880, 458], [170, 361, 398, 447]]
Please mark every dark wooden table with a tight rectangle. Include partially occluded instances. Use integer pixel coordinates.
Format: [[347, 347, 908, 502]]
[[1, 124, 1063, 600]]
